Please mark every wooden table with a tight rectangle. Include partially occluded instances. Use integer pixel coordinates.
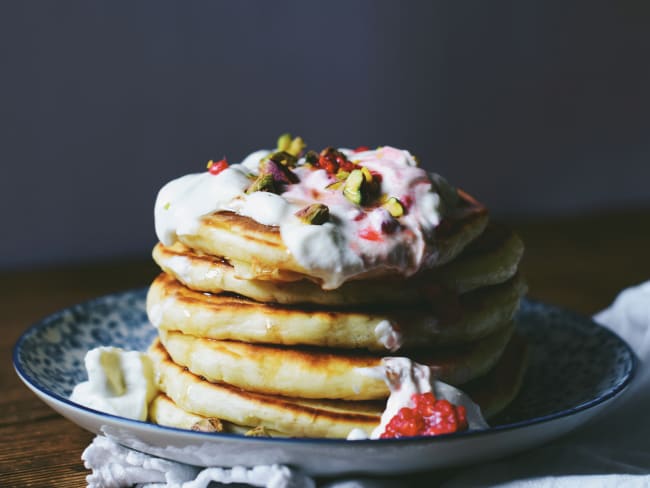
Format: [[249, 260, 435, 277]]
[[2, 211, 649, 486]]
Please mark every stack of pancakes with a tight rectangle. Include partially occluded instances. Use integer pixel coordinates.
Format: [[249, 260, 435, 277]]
[[146, 188, 528, 439]]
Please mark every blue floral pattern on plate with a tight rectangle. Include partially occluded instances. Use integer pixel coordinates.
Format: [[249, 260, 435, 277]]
[[13, 290, 636, 435], [498, 300, 636, 425], [15, 288, 156, 397], [12, 290, 637, 474]]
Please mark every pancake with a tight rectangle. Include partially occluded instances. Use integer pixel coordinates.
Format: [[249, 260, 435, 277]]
[[173, 190, 488, 288], [152, 224, 524, 306], [149, 339, 383, 439], [148, 334, 529, 437], [433, 223, 524, 295], [149, 394, 287, 436], [462, 332, 529, 419], [156, 319, 515, 401], [147, 272, 526, 351]]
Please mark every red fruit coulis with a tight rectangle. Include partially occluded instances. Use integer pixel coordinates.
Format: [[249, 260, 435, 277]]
[[380, 392, 468, 439], [359, 227, 383, 241]]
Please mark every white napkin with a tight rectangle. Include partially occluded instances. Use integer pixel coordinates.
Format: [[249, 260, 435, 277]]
[[82, 282, 650, 488], [82, 435, 315, 488], [442, 281, 650, 488]]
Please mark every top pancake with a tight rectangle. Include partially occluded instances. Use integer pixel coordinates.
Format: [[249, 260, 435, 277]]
[[153, 223, 523, 306], [173, 189, 488, 288]]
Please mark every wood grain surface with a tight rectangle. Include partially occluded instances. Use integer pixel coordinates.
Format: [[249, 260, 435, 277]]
[[1, 211, 649, 486]]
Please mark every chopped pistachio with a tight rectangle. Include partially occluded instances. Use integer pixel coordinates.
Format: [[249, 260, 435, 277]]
[[287, 136, 306, 157], [268, 151, 298, 168], [295, 203, 330, 225], [246, 173, 276, 194], [276, 133, 305, 157], [304, 150, 319, 165], [260, 158, 298, 184], [276, 133, 292, 152], [326, 180, 344, 191], [191, 417, 224, 433], [245, 425, 271, 437], [206, 159, 214, 169], [343, 169, 365, 205], [336, 169, 350, 180], [163, 202, 171, 210], [360, 166, 373, 183], [383, 197, 405, 218]]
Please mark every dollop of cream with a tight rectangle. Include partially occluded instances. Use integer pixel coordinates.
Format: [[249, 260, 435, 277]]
[[349, 357, 488, 440], [70, 347, 158, 421], [374, 320, 403, 352], [154, 167, 252, 246], [154, 146, 458, 289]]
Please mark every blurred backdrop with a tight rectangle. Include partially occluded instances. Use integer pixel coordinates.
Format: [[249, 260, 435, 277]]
[[1, 1, 649, 270]]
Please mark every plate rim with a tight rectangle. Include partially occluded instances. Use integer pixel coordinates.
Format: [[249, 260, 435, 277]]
[[12, 288, 638, 447]]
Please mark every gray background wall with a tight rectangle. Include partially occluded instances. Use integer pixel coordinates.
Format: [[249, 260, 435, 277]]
[[2, 1, 649, 270]]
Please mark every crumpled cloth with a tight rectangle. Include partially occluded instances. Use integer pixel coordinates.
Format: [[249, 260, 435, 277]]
[[82, 435, 315, 488], [442, 281, 650, 488], [82, 282, 650, 488]]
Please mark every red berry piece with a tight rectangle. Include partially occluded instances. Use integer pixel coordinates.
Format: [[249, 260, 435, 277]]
[[208, 158, 229, 175], [380, 391, 469, 439], [359, 227, 383, 241]]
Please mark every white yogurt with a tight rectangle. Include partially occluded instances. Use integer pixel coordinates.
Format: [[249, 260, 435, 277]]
[[350, 358, 488, 440], [153, 145, 458, 289], [70, 347, 158, 421]]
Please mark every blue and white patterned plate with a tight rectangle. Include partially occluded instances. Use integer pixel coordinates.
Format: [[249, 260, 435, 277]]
[[13, 290, 636, 476]]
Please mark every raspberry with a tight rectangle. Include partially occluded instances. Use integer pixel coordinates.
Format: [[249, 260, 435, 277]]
[[380, 392, 469, 439], [208, 158, 228, 175], [316, 147, 355, 174], [359, 227, 383, 241]]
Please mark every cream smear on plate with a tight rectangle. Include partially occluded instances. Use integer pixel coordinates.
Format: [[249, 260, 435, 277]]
[[70, 347, 158, 421]]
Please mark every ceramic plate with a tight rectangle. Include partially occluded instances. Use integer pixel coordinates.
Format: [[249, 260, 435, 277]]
[[13, 290, 636, 476]]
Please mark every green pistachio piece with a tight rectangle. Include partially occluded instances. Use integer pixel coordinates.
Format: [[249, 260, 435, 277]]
[[360, 166, 382, 199], [304, 150, 319, 165], [246, 173, 276, 194], [326, 180, 344, 191], [343, 169, 365, 205], [276, 133, 305, 157], [260, 158, 298, 184], [277, 133, 292, 152], [360, 166, 373, 183], [383, 197, 405, 218], [245, 425, 271, 437], [268, 151, 298, 168], [191, 418, 224, 433], [336, 169, 350, 180], [287, 136, 306, 157], [295, 203, 330, 225]]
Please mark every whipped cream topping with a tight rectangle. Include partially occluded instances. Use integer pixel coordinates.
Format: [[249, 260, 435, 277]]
[[70, 347, 158, 421], [154, 146, 457, 289], [349, 357, 488, 440], [374, 320, 403, 352]]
